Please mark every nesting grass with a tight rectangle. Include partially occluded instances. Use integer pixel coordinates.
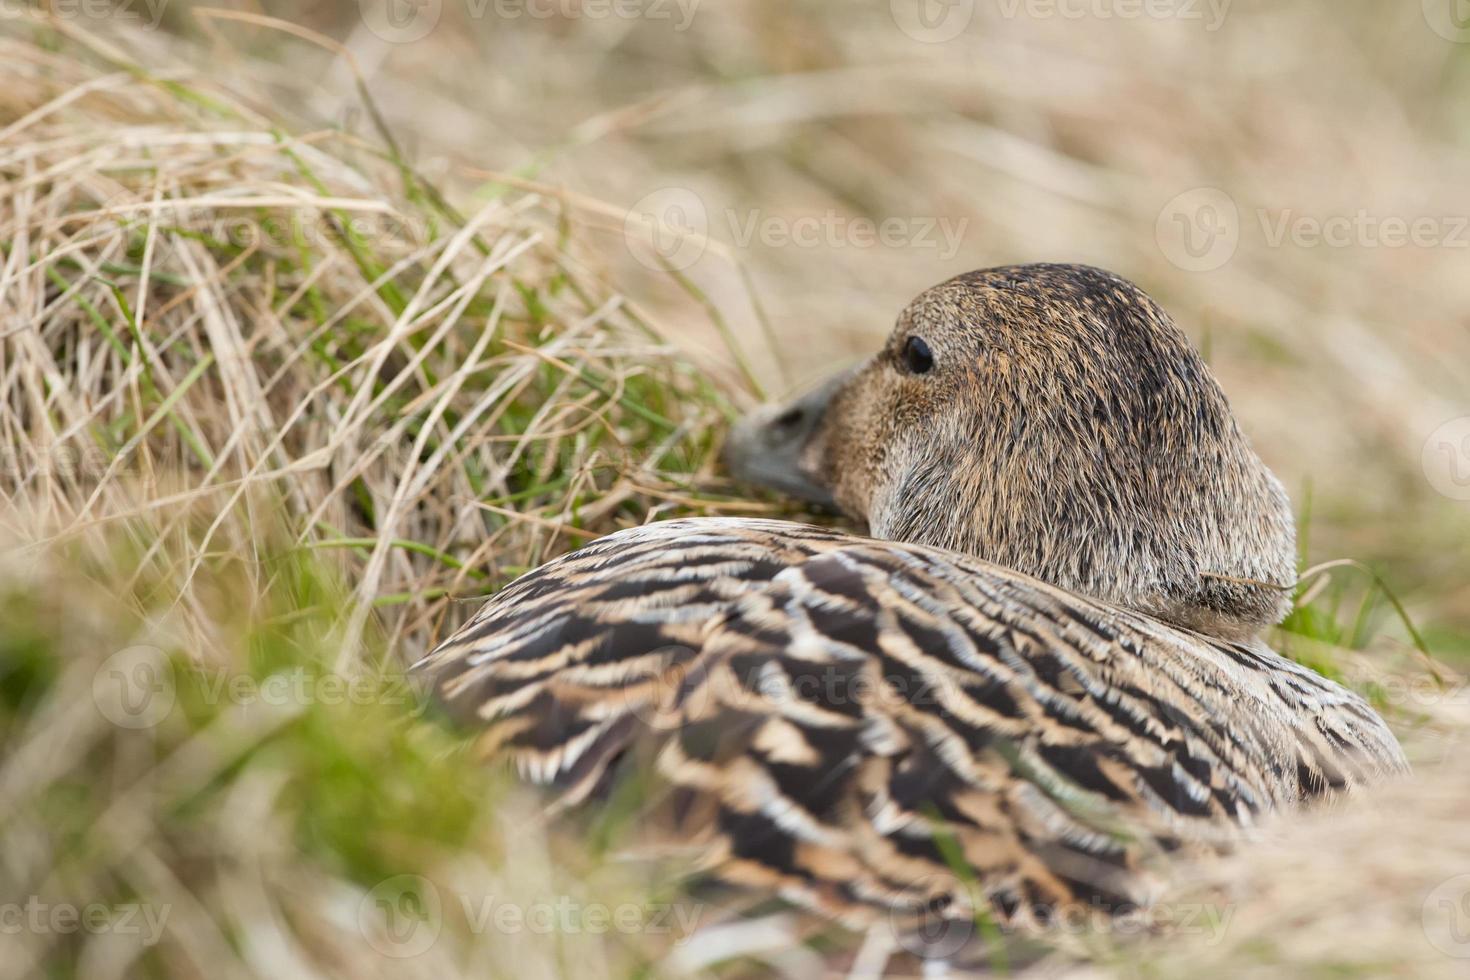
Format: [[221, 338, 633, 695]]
[[0, 16, 785, 979], [2, 7, 1468, 980], [0, 16, 780, 670], [0, 540, 719, 979]]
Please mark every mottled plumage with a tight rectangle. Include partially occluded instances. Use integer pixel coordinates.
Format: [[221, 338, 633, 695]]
[[414, 264, 1406, 939]]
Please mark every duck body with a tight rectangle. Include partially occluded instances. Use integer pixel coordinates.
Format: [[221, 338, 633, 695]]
[[418, 516, 1405, 928], [414, 264, 1407, 936]]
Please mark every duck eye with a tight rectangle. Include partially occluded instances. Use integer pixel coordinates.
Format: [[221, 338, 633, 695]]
[[902, 336, 934, 375]]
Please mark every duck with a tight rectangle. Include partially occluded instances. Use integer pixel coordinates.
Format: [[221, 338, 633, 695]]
[[413, 264, 1407, 946]]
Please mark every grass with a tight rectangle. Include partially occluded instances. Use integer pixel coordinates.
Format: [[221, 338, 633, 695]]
[[0, 13, 772, 671], [0, 540, 713, 978], [2, 5, 1468, 979], [0, 14, 778, 978]]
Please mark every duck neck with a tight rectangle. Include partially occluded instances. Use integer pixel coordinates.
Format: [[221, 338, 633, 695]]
[[869, 423, 1299, 640]]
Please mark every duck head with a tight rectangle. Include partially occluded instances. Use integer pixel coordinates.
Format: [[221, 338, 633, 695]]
[[725, 264, 1297, 640]]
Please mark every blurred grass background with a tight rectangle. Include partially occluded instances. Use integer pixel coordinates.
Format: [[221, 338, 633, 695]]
[[1, 1, 1468, 976]]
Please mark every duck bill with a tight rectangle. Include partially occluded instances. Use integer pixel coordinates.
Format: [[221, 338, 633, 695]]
[[723, 368, 856, 508]]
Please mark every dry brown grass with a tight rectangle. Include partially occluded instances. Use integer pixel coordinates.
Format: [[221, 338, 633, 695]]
[[0, 15, 787, 977], [0, 11, 784, 672]]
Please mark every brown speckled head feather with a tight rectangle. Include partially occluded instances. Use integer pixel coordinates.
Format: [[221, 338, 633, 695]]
[[730, 264, 1299, 641], [414, 264, 1406, 944]]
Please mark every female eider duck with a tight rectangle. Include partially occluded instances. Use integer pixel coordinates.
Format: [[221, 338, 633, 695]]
[[415, 264, 1406, 940]]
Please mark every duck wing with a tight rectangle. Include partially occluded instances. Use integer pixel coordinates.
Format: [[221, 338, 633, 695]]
[[414, 517, 1406, 928]]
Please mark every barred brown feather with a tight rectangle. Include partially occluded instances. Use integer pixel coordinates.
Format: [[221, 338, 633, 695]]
[[415, 517, 1406, 932]]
